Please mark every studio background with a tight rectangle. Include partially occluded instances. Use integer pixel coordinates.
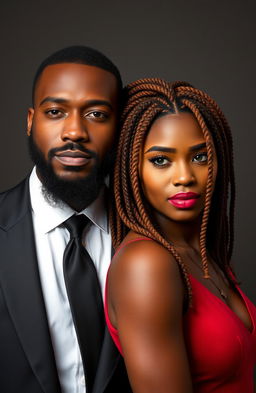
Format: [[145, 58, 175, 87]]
[[0, 0, 255, 306]]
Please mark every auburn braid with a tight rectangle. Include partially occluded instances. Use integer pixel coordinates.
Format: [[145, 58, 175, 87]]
[[173, 83, 235, 269], [110, 78, 236, 302]]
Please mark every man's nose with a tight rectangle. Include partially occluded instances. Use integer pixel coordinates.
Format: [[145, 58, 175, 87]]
[[61, 112, 89, 142], [172, 161, 195, 186]]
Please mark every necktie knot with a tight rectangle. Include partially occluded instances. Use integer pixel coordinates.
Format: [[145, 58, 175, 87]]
[[63, 214, 89, 239]]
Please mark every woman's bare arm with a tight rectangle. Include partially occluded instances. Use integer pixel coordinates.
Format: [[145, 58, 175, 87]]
[[108, 239, 193, 393]]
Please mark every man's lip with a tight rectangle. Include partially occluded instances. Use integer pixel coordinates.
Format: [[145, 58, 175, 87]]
[[54, 150, 92, 166], [168, 192, 200, 200], [55, 150, 91, 158]]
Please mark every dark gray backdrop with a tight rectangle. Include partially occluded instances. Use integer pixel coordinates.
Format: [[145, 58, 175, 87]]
[[0, 0, 255, 305]]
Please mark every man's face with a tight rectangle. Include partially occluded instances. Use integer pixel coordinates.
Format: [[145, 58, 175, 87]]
[[27, 63, 119, 209]]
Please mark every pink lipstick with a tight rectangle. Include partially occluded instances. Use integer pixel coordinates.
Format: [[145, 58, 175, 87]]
[[168, 192, 200, 209]]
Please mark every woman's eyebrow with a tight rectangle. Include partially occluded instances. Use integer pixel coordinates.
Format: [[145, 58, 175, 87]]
[[145, 142, 207, 154], [189, 142, 206, 152], [145, 146, 176, 153]]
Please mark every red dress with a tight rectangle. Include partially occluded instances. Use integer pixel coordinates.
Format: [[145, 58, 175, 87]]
[[104, 239, 256, 392]]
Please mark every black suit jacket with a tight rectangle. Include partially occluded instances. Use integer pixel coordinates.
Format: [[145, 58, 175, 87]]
[[0, 177, 131, 393]]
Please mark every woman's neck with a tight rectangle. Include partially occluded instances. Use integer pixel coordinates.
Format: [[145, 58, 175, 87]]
[[154, 213, 202, 252]]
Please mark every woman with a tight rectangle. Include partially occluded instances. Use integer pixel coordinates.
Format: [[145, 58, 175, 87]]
[[105, 79, 256, 392]]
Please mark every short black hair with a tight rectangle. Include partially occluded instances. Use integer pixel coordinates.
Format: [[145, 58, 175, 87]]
[[32, 45, 122, 104]]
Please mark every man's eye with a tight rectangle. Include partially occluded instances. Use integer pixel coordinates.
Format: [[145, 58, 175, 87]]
[[45, 109, 62, 117], [149, 156, 169, 167], [87, 111, 107, 119], [192, 153, 208, 163]]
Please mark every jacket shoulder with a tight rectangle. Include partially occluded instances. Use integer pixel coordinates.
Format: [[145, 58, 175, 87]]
[[0, 177, 31, 231], [0, 177, 27, 199]]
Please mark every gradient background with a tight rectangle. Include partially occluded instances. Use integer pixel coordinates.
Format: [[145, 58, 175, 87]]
[[0, 0, 255, 308]]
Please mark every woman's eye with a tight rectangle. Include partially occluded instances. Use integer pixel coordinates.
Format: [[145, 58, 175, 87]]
[[149, 156, 169, 167], [193, 152, 208, 163]]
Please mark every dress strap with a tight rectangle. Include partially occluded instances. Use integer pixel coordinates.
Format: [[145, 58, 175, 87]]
[[113, 237, 153, 260]]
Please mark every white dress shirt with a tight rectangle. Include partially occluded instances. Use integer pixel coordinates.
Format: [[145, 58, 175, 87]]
[[29, 167, 112, 393]]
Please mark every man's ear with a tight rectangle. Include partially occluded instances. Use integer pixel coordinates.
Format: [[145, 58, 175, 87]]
[[27, 108, 34, 136]]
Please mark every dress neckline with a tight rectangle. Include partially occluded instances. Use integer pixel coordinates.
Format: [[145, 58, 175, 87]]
[[189, 273, 255, 335]]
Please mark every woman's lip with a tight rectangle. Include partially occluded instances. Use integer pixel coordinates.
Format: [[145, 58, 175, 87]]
[[168, 198, 199, 209], [169, 192, 200, 200], [168, 192, 200, 209]]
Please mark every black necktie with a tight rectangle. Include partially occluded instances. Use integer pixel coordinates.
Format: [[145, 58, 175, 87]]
[[63, 214, 104, 392]]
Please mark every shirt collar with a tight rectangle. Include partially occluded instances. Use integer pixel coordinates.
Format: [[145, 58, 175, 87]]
[[29, 167, 109, 234]]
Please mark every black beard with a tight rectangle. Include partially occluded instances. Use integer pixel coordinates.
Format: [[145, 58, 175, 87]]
[[28, 134, 110, 212]]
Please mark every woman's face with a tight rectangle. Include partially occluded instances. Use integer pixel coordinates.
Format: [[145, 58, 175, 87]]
[[140, 112, 217, 224]]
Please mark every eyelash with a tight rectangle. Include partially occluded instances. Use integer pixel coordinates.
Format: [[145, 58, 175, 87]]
[[192, 152, 208, 163], [149, 155, 170, 167], [87, 111, 109, 120], [148, 152, 208, 168], [44, 109, 108, 120], [45, 109, 63, 117]]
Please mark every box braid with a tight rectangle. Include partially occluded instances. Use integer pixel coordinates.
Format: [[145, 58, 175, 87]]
[[110, 78, 236, 302]]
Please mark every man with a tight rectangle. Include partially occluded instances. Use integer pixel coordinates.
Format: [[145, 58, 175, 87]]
[[0, 46, 131, 393]]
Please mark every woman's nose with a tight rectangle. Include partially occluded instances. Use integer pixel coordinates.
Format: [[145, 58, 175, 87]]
[[172, 161, 195, 187]]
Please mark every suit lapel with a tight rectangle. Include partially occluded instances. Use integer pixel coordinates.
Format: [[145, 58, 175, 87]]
[[0, 178, 61, 393]]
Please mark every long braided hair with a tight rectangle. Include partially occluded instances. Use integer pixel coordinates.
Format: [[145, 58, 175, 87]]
[[110, 78, 236, 302]]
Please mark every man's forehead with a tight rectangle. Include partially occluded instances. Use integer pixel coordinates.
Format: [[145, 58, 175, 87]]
[[34, 63, 119, 103]]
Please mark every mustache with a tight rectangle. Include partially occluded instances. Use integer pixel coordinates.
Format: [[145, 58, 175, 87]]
[[48, 143, 98, 160]]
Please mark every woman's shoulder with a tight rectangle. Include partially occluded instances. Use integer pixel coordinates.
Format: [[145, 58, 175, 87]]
[[115, 231, 154, 252], [113, 231, 172, 263], [108, 231, 185, 331], [109, 231, 182, 291]]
